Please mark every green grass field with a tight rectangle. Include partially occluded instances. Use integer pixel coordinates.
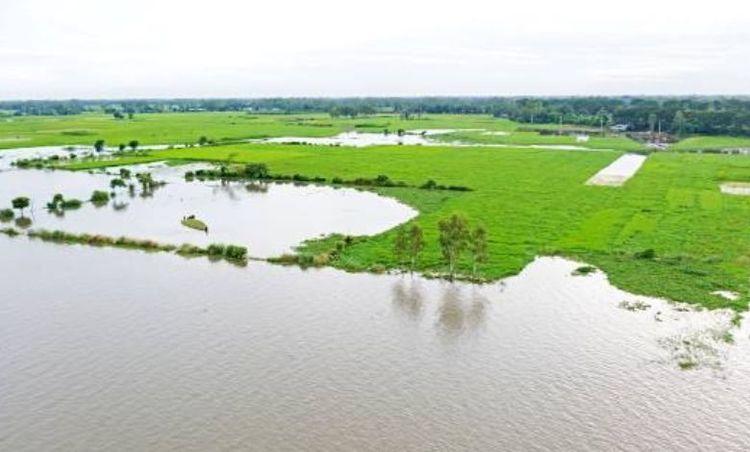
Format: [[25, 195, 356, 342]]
[[0, 112, 519, 150], [59, 141, 750, 311], [671, 136, 750, 152], [0, 111, 644, 151], [434, 129, 645, 151]]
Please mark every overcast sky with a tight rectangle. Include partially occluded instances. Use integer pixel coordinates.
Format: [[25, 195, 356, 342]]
[[0, 0, 748, 99]]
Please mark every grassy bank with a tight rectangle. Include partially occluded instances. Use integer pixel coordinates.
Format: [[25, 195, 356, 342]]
[[53, 140, 750, 311], [671, 136, 750, 152]]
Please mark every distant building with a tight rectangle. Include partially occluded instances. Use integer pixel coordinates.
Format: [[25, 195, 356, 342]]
[[610, 124, 629, 132], [576, 134, 590, 143]]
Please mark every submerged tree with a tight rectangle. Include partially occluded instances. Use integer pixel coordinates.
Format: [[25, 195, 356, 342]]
[[94, 139, 106, 153], [11, 197, 30, 217], [118, 143, 126, 152], [110, 178, 126, 191], [469, 225, 488, 276], [128, 140, 139, 151], [438, 214, 470, 278]]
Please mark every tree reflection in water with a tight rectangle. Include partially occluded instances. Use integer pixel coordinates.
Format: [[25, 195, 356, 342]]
[[391, 278, 424, 321]]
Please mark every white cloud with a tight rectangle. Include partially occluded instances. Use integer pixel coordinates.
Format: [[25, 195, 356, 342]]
[[0, 0, 748, 98]]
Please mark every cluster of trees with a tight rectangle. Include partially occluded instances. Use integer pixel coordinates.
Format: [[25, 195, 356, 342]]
[[93, 139, 139, 152], [3, 96, 750, 136], [394, 214, 487, 278]]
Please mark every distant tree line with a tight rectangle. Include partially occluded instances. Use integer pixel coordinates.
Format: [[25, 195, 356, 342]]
[[2, 96, 750, 136]]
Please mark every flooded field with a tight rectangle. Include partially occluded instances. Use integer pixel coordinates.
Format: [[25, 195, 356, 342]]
[[587, 153, 648, 186], [2, 237, 750, 451], [720, 182, 750, 196], [0, 163, 416, 257]]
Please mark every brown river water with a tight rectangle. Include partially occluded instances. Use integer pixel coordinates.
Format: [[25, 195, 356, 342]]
[[2, 237, 750, 451], [1, 154, 750, 451]]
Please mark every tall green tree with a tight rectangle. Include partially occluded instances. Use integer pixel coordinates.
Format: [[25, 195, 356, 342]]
[[407, 224, 425, 273], [393, 227, 409, 264], [438, 214, 470, 278], [11, 197, 30, 217], [393, 224, 426, 274]]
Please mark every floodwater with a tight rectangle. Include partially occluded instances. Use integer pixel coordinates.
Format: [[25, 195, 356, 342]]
[[2, 237, 750, 451], [587, 153, 648, 186], [257, 131, 440, 147], [720, 182, 750, 196], [0, 163, 416, 257], [254, 131, 596, 151]]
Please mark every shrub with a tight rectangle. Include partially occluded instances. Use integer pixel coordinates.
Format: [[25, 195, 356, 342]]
[[0, 209, 14, 222], [572, 265, 597, 276], [60, 198, 82, 209], [90, 190, 110, 204], [243, 163, 269, 179], [176, 243, 205, 256], [0, 227, 19, 236], [207, 243, 226, 256], [224, 245, 248, 261]]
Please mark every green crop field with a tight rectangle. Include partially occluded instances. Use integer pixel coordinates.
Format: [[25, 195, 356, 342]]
[[0, 112, 520, 150], [433, 129, 645, 151], [0, 111, 647, 152], [60, 140, 750, 311], [671, 136, 750, 152]]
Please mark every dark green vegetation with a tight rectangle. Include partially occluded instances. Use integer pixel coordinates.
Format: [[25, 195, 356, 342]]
[[51, 138, 750, 311], [46, 193, 82, 211], [22, 228, 248, 265], [11, 197, 30, 216], [90, 190, 110, 205], [0, 208, 14, 222]]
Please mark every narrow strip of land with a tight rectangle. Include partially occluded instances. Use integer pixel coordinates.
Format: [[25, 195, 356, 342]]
[[587, 154, 647, 186]]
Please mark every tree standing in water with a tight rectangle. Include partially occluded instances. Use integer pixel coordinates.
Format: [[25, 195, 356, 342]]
[[11, 197, 30, 217], [94, 139, 105, 153]]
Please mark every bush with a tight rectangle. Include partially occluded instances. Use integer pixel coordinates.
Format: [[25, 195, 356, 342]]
[[90, 190, 110, 204], [207, 244, 226, 256], [243, 163, 269, 179], [224, 245, 248, 261], [0, 227, 19, 237], [60, 198, 82, 209], [0, 208, 15, 222]]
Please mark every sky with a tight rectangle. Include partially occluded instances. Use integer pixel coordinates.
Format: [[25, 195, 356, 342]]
[[0, 0, 748, 99]]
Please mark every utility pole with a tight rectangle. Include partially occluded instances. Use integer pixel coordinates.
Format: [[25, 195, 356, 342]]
[[658, 120, 662, 143]]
